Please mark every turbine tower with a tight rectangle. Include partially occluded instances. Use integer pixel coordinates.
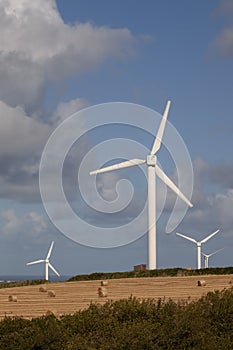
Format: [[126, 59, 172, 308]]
[[90, 100, 193, 270], [26, 241, 60, 281], [202, 248, 224, 269], [176, 230, 220, 269]]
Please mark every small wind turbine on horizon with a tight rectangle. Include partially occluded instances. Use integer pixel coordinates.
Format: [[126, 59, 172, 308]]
[[202, 248, 224, 269], [26, 241, 60, 281], [90, 100, 193, 270], [176, 230, 220, 269]]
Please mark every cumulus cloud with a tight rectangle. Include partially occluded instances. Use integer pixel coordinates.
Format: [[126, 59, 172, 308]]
[[215, 28, 233, 56], [1, 209, 47, 237], [52, 98, 89, 125], [213, 0, 233, 56], [0, 101, 51, 157], [0, 97, 90, 201], [215, 0, 233, 17], [0, 101, 51, 200], [0, 0, 140, 202], [0, 0, 137, 113], [177, 158, 233, 240]]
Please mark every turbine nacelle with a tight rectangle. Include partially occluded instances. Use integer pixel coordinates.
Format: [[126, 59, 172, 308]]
[[147, 155, 156, 166]]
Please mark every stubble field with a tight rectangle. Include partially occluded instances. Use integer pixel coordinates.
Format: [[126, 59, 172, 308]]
[[0, 274, 232, 319]]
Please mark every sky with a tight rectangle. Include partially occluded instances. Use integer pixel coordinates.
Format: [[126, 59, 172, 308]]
[[0, 0, 233, 277]]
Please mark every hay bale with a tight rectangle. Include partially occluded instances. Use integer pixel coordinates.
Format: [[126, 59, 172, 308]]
[[39, 286, 47, 293], [8, 295, 17, 302], [98, 287, 108, 297], [197, 280, 206, 287], [47, 290, 56, 297], [101, 280, 108, 286]]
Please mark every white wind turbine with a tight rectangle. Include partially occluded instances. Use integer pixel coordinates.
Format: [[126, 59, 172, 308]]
[[176, 229, 220, 269], [202, 248, 224, 269], [90, 100, 193, 270], [26, 241, 60, 281]]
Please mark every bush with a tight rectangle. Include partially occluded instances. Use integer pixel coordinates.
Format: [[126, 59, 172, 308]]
[[0, 279, 47, 289], [68, 266, 233, 282], [1, 289, 233, 349]]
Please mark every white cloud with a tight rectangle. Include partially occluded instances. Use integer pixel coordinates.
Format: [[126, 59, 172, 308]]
[[178, 158, 233, 237], [0, 97, 91, 200], [0, 0, 140, 201], [213, 0, 233, 57], [1, 209, 47, 237], [52, 98, 89, 125], [215, 27, 233, 56], [0, 101, 51, 157], [215, 0, 233, 17], [0, 0, 137, 112]]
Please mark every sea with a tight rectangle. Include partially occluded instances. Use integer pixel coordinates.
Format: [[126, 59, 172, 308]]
[[0, 275, 72, 283]]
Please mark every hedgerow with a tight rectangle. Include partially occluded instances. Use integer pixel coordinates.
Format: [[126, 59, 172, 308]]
[[1, 289, 233, 349], [68, 266, 233, 282]]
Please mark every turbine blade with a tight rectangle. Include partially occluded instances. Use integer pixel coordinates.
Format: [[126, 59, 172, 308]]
[[90, 159, 146, 175], [26, 259, 44, 266], [48, 263, 60, 276], [155, 164, 193, 207], [200, 229, 220, 244], [151, 100, 171, 155], [201, 252, 208, 257], [176, 232, 197, 244], [208, 247, 224, 257], [46, 241, 54, 259]]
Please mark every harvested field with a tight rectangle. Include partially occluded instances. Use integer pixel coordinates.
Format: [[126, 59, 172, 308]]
[[0, 274, 231, 319]]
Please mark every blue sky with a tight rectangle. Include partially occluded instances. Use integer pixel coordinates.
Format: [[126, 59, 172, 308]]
[[0, 0, 233, 277]]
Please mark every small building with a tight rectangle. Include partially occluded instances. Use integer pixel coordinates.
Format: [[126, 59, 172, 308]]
[[134, 264, 146, 271]]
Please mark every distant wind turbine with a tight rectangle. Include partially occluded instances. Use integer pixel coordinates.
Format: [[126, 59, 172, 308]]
[[90, 100, 193, 270], [26, 241, 60, 281], [202, 248, 224, 269], [176, 230, 220, 269]]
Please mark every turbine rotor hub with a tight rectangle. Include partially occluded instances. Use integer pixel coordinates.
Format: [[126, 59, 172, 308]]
[[147, 155, 157, 166]]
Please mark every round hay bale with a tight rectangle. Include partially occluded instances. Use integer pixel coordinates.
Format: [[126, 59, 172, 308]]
[[8, 295, 17, 302], [98, 287, 108, 297], [47, 290, 56, 297], [39, 286, 47, 293], [101, 280, 108, 286], [197, 280, 206, 287]]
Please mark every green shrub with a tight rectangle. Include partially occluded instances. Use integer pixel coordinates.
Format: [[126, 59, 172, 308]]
[[1, 288, 233, 349], [0, 279, 47, 289], [68, 266, 233, 282]]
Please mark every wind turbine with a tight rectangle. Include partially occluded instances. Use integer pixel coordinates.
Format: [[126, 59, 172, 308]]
[[90, 100, 193, 270], [26, 241, 60, 281], [202, 248, 224, 269], [176, 229, 220, 269]]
